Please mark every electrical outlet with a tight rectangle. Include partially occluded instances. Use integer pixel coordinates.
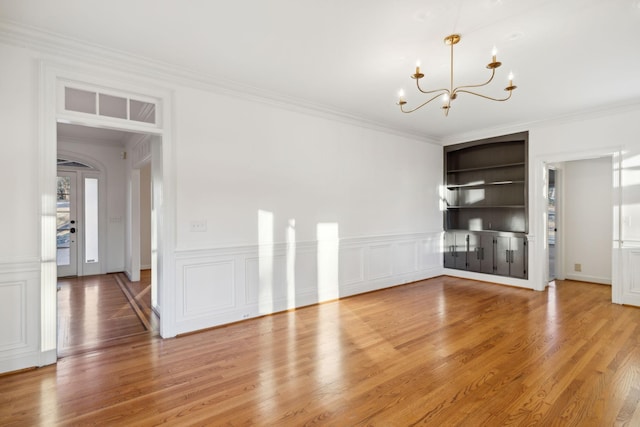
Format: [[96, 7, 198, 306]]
[[574, 263, 582, 272], [189, 220, 207, 232]]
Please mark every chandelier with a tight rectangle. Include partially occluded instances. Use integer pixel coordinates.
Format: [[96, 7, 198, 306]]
[[397, 34, 517, 116]]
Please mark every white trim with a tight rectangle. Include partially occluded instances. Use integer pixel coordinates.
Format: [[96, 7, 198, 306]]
[[39, 61, 178, 369], [532, 148, 622, 303], [173, 231, 443, 257], [172, 231, 444, 335], [441, 101, 640, 146], [0, 259, 41, 275], [0, 20, 436, 146], [443, 268, 531, 289], [564, 274, 612, 285]]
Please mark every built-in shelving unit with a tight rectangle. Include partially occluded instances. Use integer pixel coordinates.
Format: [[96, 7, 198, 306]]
[[443, 132, 529, 279], [444, 135, 528, 233]]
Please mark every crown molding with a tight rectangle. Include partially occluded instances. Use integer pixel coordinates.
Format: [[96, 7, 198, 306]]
[[441, 99, 640, 145], [0, 19, 439, 145]]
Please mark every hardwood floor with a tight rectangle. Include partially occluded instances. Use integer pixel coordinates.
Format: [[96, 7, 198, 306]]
[[2, 277, 640, 425], [56, 271, 157, 357]]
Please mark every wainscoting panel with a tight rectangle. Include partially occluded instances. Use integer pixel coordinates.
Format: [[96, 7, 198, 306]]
[[368, 244, 393, 280], [339, 246, 365, 286], [0, 281, 26, 350], [173, 232, 443, 335], [394, 241, 418, 275], [622, 246, 640, 306], [0, 261, 40, 374], [419, 234, 443, 270], [175, 257, 236, 324]]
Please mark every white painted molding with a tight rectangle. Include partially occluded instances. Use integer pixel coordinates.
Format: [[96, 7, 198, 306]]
[[172, 231, 444, 335], [0, 20, 437, 145], [441, 100, 640, 146], [174, 231, 444, 256], [0, 258, 40, 274], [443, 268, 532, 289], [564, 274, 612, 285]]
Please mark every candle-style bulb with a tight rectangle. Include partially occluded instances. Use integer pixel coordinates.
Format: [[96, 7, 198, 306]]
[[442, 93, 450, 103], [415, 60, 421, 75], [492, 46, 497, 62], [398, 89, 405, 99]]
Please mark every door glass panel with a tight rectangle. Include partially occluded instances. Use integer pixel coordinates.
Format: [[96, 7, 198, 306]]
[[85, 177, 99, 263], [65, 87, 97, 114], [130, 99, 156, 124], [98, 93, 127, 119], [56, 176, 71, 266]]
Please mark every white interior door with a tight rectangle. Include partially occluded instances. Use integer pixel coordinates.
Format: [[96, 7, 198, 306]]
[[57, 171, 78, 277]]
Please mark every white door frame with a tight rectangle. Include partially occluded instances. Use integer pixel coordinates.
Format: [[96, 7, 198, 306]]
[[546, 165, 563, 282], [532, 146, 622, 304], [39, 62, 177, 366]]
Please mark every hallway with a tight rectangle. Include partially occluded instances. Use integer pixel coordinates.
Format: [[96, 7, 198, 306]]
[[57, 271, 158, 357]]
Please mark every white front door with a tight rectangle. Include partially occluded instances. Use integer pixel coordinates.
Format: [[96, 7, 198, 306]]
[[57, 171, 78, 277]]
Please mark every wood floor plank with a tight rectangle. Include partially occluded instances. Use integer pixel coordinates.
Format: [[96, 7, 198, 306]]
[[2, 277, 640, 425], [56, 271, 157, 357]]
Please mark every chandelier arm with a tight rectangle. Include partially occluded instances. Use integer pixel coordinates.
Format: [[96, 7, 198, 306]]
[[415, 79, 450, 95], [455, 89, 514, 102], [399, 93, 446, 113], [452, 68, 496, 93]]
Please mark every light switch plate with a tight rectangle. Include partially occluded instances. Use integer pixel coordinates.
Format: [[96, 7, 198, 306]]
[[190, 220, 207, 232]]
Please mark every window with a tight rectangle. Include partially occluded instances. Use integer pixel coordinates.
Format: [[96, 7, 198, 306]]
[[84, 177, 99, 263], [62, 83, 159, 126]]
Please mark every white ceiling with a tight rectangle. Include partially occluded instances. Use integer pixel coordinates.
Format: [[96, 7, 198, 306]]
[[2, 0, 640, 141]]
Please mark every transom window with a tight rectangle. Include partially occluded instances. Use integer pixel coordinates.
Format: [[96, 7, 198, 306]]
[[60, 82, 159, 126]]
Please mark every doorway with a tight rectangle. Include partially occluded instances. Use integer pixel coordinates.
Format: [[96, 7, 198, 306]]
[[542, 155, 615, 296], [56, 123, 158, 356], [40, 67, 176, 366]]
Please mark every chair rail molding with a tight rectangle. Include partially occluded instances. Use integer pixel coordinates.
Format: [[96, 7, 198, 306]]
[[172, 231, 443, 335]]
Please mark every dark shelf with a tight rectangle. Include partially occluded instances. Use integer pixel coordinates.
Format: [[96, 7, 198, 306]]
[[444, 133, 528, 235], [446, 180, 525, 189], [447, 205, 526, 209], [447, 162, 525, 174]]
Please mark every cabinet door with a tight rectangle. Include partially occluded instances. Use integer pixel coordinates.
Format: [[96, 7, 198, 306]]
[[495, 236, 511, 276], [443, 232, 456, 269], [443, 232, 468, 270], [467, 233, 481, 272], [454, 233, 468, 270], [480, 236, 495, 275], [509, 237, 527, 279]]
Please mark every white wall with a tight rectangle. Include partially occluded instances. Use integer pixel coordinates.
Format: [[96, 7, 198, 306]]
[[165, 85, 444, 333], [529, 108, 640, 304], [4, 24, 640, 373], [174, 87, 441, 248], [0, 44, 39, 262], [58, 137, 127, 273], [0, 43, 42, 373], [561, 157, 613, 284]]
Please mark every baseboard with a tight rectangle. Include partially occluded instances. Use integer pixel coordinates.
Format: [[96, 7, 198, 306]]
[[564, 274, 611, 285]]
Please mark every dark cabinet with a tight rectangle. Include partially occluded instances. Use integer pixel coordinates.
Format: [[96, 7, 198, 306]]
[[444, 232, 467, 270], [467, 232, 494, 274], [443, 132, 528, 280], [495, 235, 527, 279], [444, 231, 527, 279], [444, 132, 528, 234]]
